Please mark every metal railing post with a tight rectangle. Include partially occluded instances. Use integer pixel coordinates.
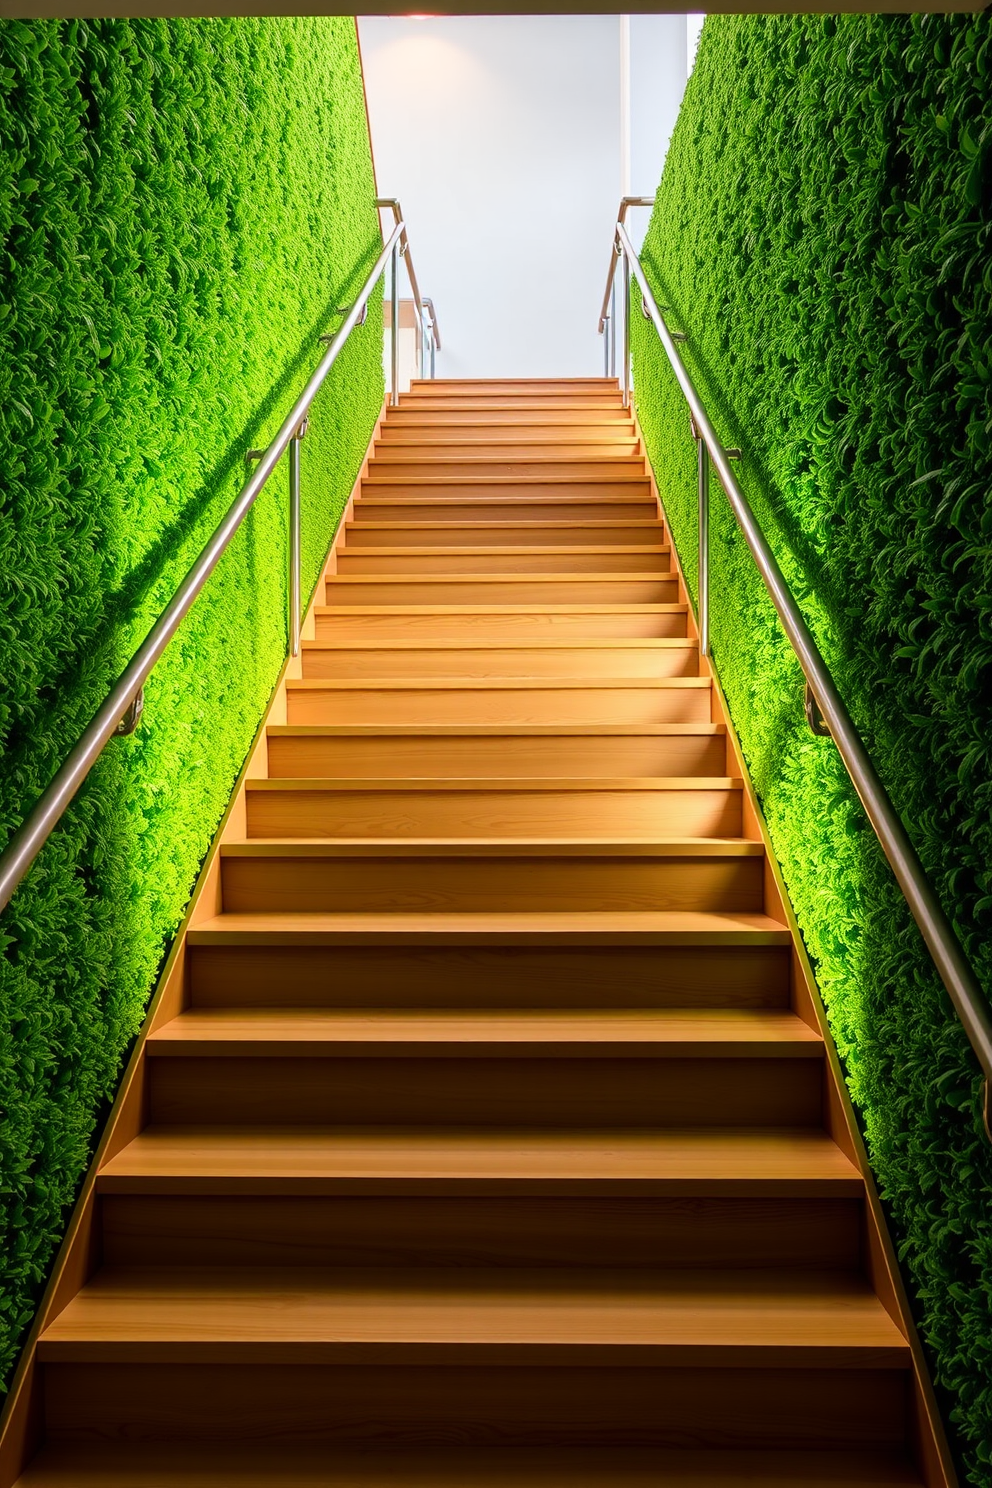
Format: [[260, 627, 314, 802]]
[[694, 417, 710, 658], [609, 279, 617, 379], [288, 423, 304, 658], [621, 249, 631, 408], [390, 240, 400, 406]]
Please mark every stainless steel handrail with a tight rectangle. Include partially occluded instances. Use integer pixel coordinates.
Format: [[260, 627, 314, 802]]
[[0, 218, 408, 914], [376, 197, 441, 394], [599, 197, 654, 399], [610, 216, 992, 1130]]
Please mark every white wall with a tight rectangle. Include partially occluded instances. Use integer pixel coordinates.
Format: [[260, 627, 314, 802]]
[[358, 15, 689, 380]]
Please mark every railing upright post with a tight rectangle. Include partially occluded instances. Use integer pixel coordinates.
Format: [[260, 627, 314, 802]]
[[695, 424, 710, 658], [390, 240, 400, 406], [621, 249, 631, 408], [609, 279, 617, 380], [288, 425, 303, 658]]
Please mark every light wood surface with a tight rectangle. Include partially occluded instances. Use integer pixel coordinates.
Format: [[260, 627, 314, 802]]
[[16, 379, 937, 1488]]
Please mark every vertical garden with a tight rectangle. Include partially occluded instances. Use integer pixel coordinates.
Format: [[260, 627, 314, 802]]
[[0, 17, 383, 1390], [632, 12, 992, 1480]]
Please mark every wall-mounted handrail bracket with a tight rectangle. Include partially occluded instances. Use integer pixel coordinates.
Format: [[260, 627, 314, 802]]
[[245, 449, 265, 465], [804, 681, 831, 738], [114, 688, 144, 737]]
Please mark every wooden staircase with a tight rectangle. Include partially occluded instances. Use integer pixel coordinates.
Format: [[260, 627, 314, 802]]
[[12, 379, 943, 1485]]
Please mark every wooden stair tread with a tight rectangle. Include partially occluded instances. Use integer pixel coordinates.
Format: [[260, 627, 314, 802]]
[[334, 544, 669, 554], [12, 1444, 927, 1487], [267, 723, 725, 737], [40, 1266, 907, 1364], [245, 777, 742, 792], [148, 1007, 822, 1056], [286, 677, 711, 690], [96, 1126, 863, 1195], [314, 603, 685, 613], [189, 909, 789, 947], [218, 838, 759, 854], [301, 639, 692, 652]]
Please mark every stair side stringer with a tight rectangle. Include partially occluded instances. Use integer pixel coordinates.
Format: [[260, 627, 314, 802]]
[[0, 402, 386, 1488], [634, 407, 958, 1488]]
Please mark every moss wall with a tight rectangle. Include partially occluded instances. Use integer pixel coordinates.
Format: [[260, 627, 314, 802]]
[[0, 16, 383, 1389], [631, 13, 991, 1479]]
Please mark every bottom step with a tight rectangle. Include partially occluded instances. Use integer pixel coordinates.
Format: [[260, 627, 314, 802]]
[[16, 1444, 925, 1486]]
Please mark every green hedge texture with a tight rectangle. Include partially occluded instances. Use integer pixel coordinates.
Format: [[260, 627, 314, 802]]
[[631, 12, 992, 1479], [0, 16, 383, 1390]]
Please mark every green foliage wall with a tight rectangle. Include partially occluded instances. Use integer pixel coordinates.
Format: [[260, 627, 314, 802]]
[[0, 16, 383, 1389], [631, 13, 992, 1479]]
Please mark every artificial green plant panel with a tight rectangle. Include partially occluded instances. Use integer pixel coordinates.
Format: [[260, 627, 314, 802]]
[[632, 13, 991, 1479], [0, 16, 383, 1390]]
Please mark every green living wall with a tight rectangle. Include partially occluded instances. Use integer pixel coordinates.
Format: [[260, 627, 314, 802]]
[[0, 17, 383, 1390], [632, 12, 992, 1480]]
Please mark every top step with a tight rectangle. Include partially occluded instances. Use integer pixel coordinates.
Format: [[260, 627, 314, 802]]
[[408, 380, 620, 398]]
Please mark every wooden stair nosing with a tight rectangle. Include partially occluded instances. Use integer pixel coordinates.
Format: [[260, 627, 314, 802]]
[[146, 1007, 824, 1059]]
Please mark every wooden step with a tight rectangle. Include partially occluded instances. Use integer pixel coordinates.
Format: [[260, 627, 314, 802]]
[[394, 401, 626, 417], [353, 499, 659, 522], [143, 1010, 822, 1129], [367, 459, 645, 480], [378, 424, 638, 442], [39, 1266, 905, 1368], [285, 676, 707, 725], [312, 606, 688, 641], [13, 1442, 927, 1486], [265, 724, 726, 778], [361, 479, 652, 498], [373, 438, 642, 458], [344, 522, 665, 547], [408, 378, 620, 392], [148, 1006, 820, 1056], [298, 640, 698, 681], [243, 777, 744, 840], [384, 407, 634, 425], [321, 576, 680, 608], [96, 1125, 860, 1196], [143, 1010, 823, 1131], [100, 1190, 863, 1273], [332, 547, 670, 576]]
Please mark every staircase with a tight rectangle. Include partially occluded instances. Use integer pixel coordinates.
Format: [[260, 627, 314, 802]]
[[17, 379, 933, 1485]]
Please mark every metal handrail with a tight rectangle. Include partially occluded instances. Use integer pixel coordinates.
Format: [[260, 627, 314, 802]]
[[0, 217, 410, 914], [376, 197, 441, 390], [598, 197, 654, 398], [609, 216, 992, 1132]]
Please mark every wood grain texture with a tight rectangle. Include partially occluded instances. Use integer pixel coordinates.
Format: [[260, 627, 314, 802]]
[[8, 379, 943, 1488]]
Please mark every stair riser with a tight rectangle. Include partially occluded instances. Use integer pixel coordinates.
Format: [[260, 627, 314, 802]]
[[265, 735, 727, 779], [189, 944, 791, 1010], [286, 684, 707, 726], [354, 502, 658, 522], [99, 1194, 863, 1271], [333, 551, 670, 576], [243, 787, 743, 840], [367, 461, 645, 481], [312, 611, 688, 641], [42, 1363, 911, 1449], [145, 1055, 822, 1129], [344, 525, 665, 547], [322, 580, 680, 607], [298, 646, 698, 681]]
